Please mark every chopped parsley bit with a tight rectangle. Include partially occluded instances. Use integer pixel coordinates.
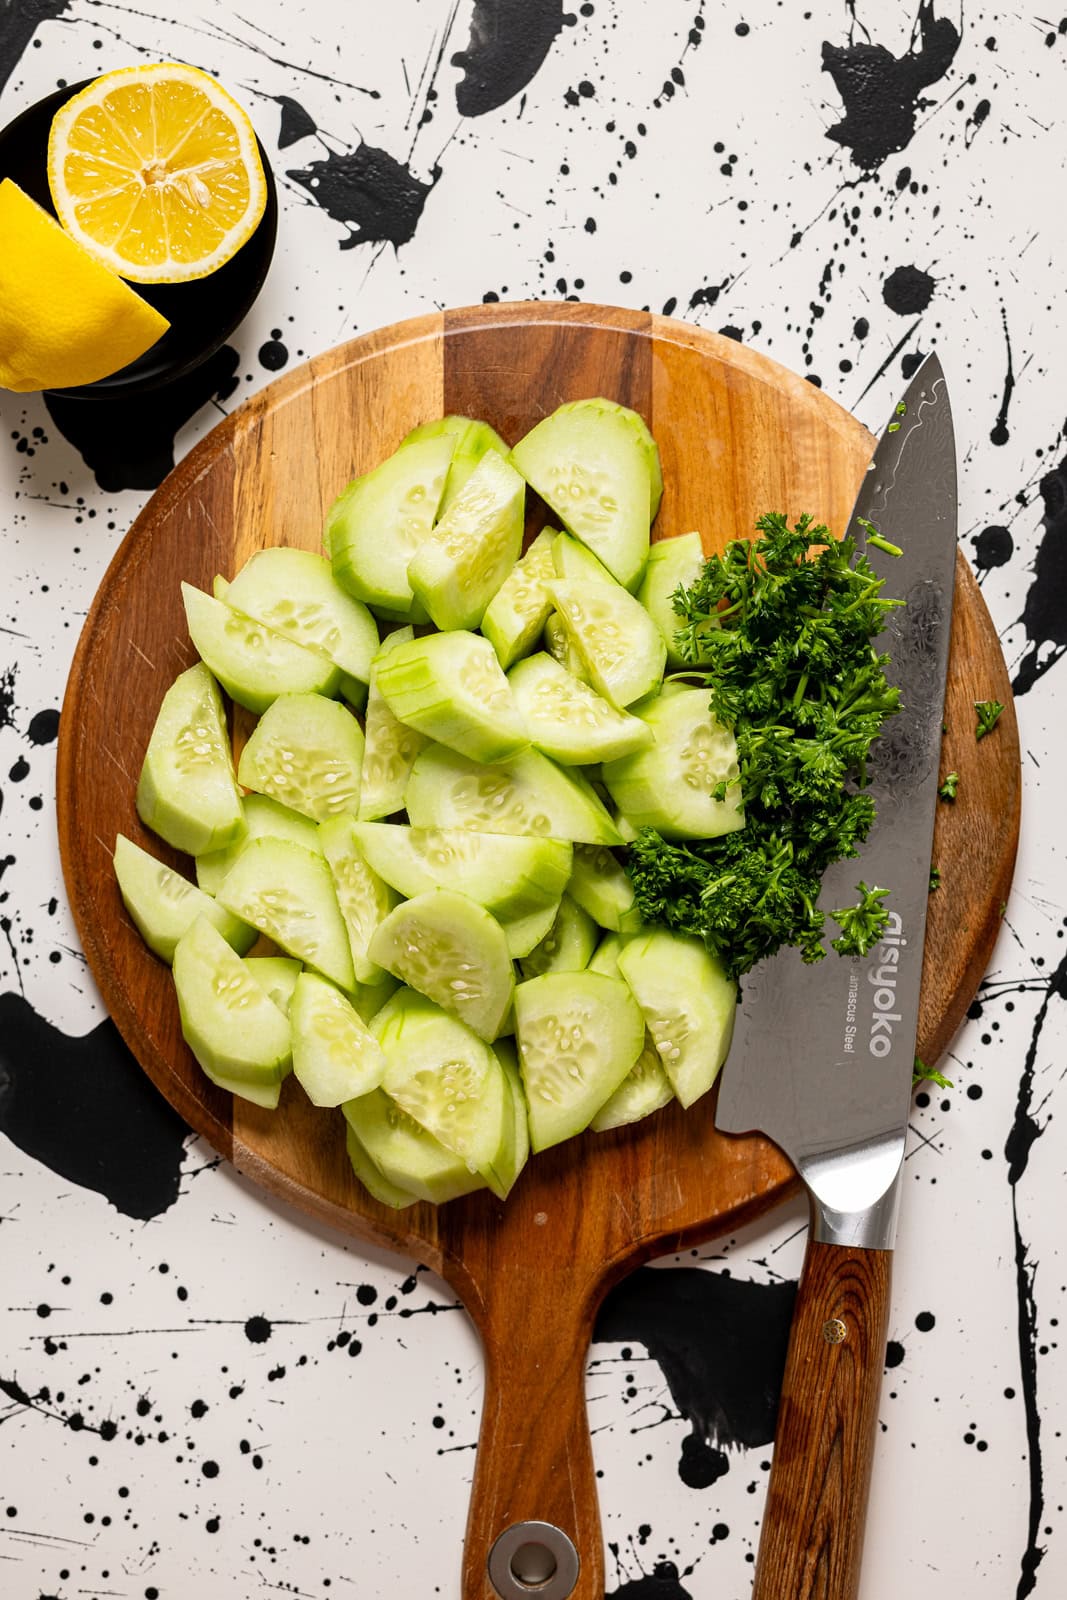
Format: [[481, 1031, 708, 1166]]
[[929, 866, 941, 891], [938, 771, 959, 801], [856, 516, 903, 557], [975, 699, 1005, 740], [913, 1056, 954, 1090], [628, 512, 902, 978], [830, 882, 890, 956]]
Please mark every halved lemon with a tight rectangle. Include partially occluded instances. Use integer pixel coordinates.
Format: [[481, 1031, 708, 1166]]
[[47, 62, 268, 284]]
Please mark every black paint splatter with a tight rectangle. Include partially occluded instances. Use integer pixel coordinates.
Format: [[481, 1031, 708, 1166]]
[[0, 0, 69, 98], [991, 306, 1015, 447], [823, 2, 961, 170], [606, 1562, 693, 1600], [258, 331, 289, 372], [287, 146, 438, 250], [882, 264, 935, 315], [595, 1266, 795, 1486], [452, 0, 565, 118], [0, 665, 16, 733], [0, 993, 188, 1220], [44, 345, 240, 493], [1013, 451, 1067, 695], [244, 1315, 272, 1344], [25, 708, 59, 745], [275, 94, 317, 148], [973, 525, 1013, 571]]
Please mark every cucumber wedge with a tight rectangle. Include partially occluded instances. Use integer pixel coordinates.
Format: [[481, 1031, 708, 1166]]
[[616, 929, 736, 1108], [566, 843, 642, 932], [238, 693, 364, 824], [543, 609, 591, 684], [243, 955, 302, 1014], [345, 1123, 419, 1209], [368, 889, 514, 1042], [173, 916, 292, 1100], [357, 627, 430, 821], [290, 972, 387, 1106], [510, 405, 651, 589], [551, 530, 617, 587], [480, 527, 558, 669], [587, 931, 634, 980], [507, 652, 653, 766], [402, 415, 509, 509], [498, 899, 561, 959], [602, 686, 745, 840], [590, 1032, 674, 1131], [327, 435, 455, 619], [407, 450, 525, 631], [318, 815, 400, 985], [342, 1089, 487, 1206], [182, 584, 340, 713], [375, 630, 528, 764], [350, 823, 571, 924], [492, 1037, 531, 1196], [196, 794, 323, 896], [136, 663, 244, 857], [224, 548, 379, 690], [513, 971, 644, 1152], [519, 894, 598, 979], [405, 745, 622, 845], [546, 579, 666, 710], [217, 836, 356, 991], [637, 532, 715, 668], [114, 833, 255, 963], [212, 574, 229, 599], [553, 398, 663, 523]]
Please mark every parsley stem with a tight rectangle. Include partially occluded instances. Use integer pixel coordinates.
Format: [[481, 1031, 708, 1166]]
[[868, 533, 903, 558]]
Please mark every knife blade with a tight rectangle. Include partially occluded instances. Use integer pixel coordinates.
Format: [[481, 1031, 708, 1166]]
[[714, 354, 957, 1600]]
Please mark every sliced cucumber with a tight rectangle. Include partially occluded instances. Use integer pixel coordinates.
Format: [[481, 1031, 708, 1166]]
[[602, 686, 745, 840], [136, 663, 244, 857], [341, 1089, 487, 1206], [407, 450, 525, 631], [510, 404, 651, 589], [567, 843, 642, 932], [290, 972, 387, 1107], [480, 527, 558, 669], [212, 574, 230, 600], [519, 894, 598, 979], [405, 745, 622, 845], [318, 815, 400, 986], [376, 993, 510, 1196], [114, 834, 255, 963], [172, 916, 292, 1099], [357, 627, 429, 821], [348, 974, 399, 1025], [216, 836, 356, 991], [551, 530, 617, 587], [182, 584, 340, 714], [543, 609, 590, 683], [368, 889, 514, 1041], [638, 532, 715, 667], [498, 899, 560, 959], [616, 929, 736, 1108], [507, 652, 653, 766], [327, 435, 455, 619], [350, 823, 571, 923], [546, 579, 666, 710], [237, 693, 364, 823], [375, 630, 528, 764], [345, 1123, 419, 1209], [196, 794, 323, 896], [554, 399, 663, 523], [224, 548, 379, 689], [590, 1032, 674, 1131], [513, 971, 644, 1152], [243, 955, 302, 1014], [492, 1037, 530, 1196], [587, 931, 632, 980], [402, 415, 509, 509]]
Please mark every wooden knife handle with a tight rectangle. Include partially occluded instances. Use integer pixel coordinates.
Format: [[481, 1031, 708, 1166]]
[[752, 1238, 891, 1600]]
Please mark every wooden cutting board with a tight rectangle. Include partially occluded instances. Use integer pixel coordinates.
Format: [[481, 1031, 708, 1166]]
[[57, 303, 1020, 1600]]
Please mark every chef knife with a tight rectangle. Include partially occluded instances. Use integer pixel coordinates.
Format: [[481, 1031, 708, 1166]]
[[715, 354, 956, 1600]]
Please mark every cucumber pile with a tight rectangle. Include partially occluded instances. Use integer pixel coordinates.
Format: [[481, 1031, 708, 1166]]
[[116, 401, 741, 1209]]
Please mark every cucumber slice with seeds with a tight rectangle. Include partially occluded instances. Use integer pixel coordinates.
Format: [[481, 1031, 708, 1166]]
[[616, 929, 736, 1108], [566, 843, 642, 932], [342, 1089, 487, 1206], [182, 584, 340, 713], [318, 815, 400, 986], [546, 579, 666, 710], [327, 435, 455, 619], [357, 627, 430, 821], [480, 527, 558, 669], [553, 399, 663, 524], [136, 663, 244, 857], [407, 450, 525, 631], [173, 916, 292, 1099], [375, 630, 528, 764], [519, 894, 598, 979], [290, 972, 387, 1106], [345, 1123, 419, 1210], [492, 1037, 530, 1196], [368, 889, 514, 1042], [590, 1032, 674, 1132], [196, 794, 323, 896], [225, 548, 379, 689], [602, 686, 745, 840], [543, 609, 591, 683], [243, 956, 302, 1014], [510, 405, 651, 589], [637, 532, 715, 668], [508, 652, 653, 766], [513, 971, 644, 1152], [238, 693, 364, 824], [217, 837, 356, 991], [114, 833, 255, 963], [402, 415, 509, 509], [405, 745, 622, 845], [350, 823, 571, 923]]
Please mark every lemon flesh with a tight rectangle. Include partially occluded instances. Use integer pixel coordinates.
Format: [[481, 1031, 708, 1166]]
[[0, 178, 169, 393], [47, 62, 267, 285]]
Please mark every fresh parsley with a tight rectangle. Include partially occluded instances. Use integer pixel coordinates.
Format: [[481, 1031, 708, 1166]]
[[913, 1057, 954, 1090], [627, 513, 902, 978], [975, 699, 1004, 740], [929, 866, 941, 891], [938, 771, 959, 801]]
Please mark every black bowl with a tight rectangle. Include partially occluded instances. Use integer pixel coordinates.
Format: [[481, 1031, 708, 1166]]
[[0, 79, 277, 399]]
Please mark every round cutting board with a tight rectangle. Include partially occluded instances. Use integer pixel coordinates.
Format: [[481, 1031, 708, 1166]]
[[57, 303, 1020, 1600]]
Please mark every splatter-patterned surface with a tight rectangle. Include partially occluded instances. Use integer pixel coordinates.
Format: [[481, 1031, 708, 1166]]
[[0, 4, 1064, 1596]]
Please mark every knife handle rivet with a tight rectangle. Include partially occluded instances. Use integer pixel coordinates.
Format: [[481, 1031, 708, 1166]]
[[822, 1318, 848, 1345]]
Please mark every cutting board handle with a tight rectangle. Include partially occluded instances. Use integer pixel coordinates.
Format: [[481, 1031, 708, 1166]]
[[751, 1236, 891, 1600]]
